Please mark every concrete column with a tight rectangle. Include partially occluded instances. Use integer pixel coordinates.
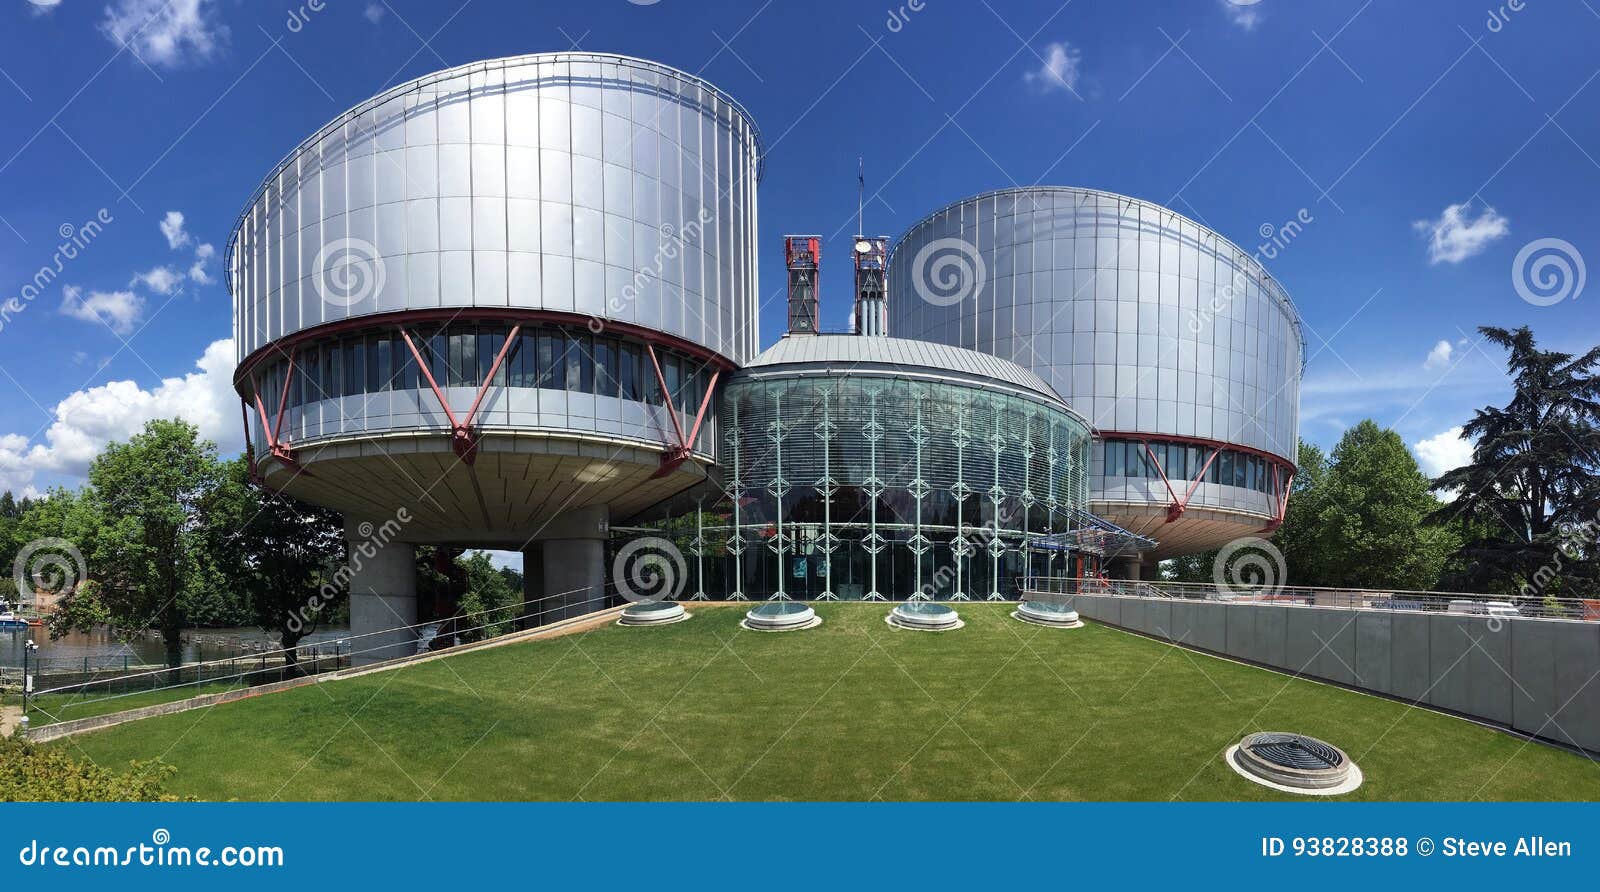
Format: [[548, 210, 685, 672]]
[[346, 518, 418, 666], [533, 505, 609, 623], [544, 539, 605, 621], [521, 543, 545, 628], [1121, 555, 1143, 581]]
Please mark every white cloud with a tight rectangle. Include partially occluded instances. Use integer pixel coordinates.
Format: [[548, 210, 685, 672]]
[[1219, 0, 1263, 30], [1025, 41, 1082, 94], [102, 0, 227, 68], [364, 3, 386, 24], [0, 339, 239, 493], [27, 0, 63, 14], [1413, 202, 1509, 264], [188, 242, 216, 284], [133, 265, 184, 295], [60, 285, 144, 335], [159, 210, 190, 250], [1413, 426, 1474, 479], [1424, 339, 1454, 370]]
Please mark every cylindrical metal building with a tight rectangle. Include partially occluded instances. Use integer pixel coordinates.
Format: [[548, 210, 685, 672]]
[[227, 52, 762, 657], [887, 187, 1304, 568]]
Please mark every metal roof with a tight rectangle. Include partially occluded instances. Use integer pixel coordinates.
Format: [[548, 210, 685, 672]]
[[740, 335, 1073, 413]]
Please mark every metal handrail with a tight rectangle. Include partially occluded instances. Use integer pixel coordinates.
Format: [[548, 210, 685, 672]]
[[23, 585, 615, 714], [1019, 577, 1599, 621]]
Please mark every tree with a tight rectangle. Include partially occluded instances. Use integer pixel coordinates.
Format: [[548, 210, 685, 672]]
[[54, 419, 224, 669], [458, 551, 521, 640], [1274, 440, 1331, 585], [15, 488, 97, 617], [1308, 420, 1456, 590], [207, 458, 346, 673], [1429, 326, 1600, 597]]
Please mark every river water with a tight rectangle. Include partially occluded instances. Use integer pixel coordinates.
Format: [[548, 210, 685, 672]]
[[0, 623, 351, 672]]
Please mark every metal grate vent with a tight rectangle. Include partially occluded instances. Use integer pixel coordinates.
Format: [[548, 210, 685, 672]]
[[1227, 731, 1362, 795], [1242, 733, 1344, 771]]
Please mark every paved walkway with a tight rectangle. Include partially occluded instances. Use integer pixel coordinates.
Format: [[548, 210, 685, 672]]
[[0, 703, 20, 738]]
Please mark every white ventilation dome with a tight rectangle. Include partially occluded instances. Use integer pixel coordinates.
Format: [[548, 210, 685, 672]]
[[887, 601, 962, 631], [742, 601, 820, 631], [617, 600, 689, 627]]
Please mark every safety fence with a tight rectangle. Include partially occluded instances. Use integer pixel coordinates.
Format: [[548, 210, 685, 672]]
[[1020, 577, 1600, 622], [17, 586, 615, 728]]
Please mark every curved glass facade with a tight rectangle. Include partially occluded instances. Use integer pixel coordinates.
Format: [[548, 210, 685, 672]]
[[230, 52, 762, 369], [680, 371, 1092, 601], [246, 321, 718, 455]]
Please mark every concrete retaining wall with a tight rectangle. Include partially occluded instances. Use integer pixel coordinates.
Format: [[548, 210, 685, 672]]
[[1069, 594, 1600, 752]]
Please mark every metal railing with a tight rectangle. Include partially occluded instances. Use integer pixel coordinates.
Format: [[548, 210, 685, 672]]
[[19, 586, 618, 726], [1020, 577, 1600, 621]]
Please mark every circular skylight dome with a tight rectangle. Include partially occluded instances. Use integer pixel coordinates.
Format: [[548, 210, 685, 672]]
[[617, 600, 689, 627], [742, 601, 820, 631], [887, 601, 963, 631], [1226, 732, 1363, 795], [1014, 601, 1083, 628]]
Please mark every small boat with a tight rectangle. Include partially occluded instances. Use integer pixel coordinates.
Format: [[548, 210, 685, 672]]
[[0, 601, 32, 629]]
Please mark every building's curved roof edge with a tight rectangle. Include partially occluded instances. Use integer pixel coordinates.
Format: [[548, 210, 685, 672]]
[[737, 335, 1089, 426], [224, 51, 765, 297], [887, 185, 1307, 358]]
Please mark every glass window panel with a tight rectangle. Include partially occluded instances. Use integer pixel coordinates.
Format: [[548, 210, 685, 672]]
[[479, 329, 499, 385], [538, 331, 562, 389], [594, 338, 616, 397], [346, 338, 364, 397], [564, 331, 583, 391], [621, 343, 641, 401]]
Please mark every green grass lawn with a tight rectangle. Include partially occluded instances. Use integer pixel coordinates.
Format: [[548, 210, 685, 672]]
[[59, 604, 1600, 801], [26, 680, 249, 727]]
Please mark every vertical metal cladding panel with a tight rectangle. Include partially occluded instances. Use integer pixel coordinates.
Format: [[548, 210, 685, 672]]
[[1354, 611, 1394, 696], [887, 187, 1303, 529], [230, 53, 761, 366]]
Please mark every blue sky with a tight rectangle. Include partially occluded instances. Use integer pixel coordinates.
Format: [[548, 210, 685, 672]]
[[0, 0, 1595, 496]]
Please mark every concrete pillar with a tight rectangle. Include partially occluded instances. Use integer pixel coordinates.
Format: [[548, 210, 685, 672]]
[[1121, 555, 1143, 581], [521, 543, 545, 628], [345, 518, 418, 666], [533, 505, 609, 622], [544, 539, 605, 621]]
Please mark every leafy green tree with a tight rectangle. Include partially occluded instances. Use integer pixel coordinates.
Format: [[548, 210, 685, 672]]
[[1274, 440, 1331, 585], [14, 488, 97, 617], [207, 458, 346, 672], [53, 419, 224, 669], [1428, 326, 1600, 597], [458, 551, 520, 639], [1308, 420, 1456, 590]]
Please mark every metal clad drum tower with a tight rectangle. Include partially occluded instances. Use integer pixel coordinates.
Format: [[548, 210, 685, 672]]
[[228, 53, 762, 658], [887, 187, 1304, 571]]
